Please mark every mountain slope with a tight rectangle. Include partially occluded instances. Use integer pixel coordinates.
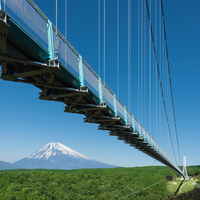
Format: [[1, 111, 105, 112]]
[[0, 160, 25, 170], [13, 142, 117, 169]]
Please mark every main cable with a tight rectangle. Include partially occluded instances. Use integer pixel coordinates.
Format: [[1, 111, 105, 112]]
[[149, 0, 151, 141], [145, 0, 178, 165], [155, 0, 158, 144], [160, 0, 181, 166]]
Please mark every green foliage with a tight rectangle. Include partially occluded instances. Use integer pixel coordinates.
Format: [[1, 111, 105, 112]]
[[186, 165, 200, 176], [0, 166, 198, 200]]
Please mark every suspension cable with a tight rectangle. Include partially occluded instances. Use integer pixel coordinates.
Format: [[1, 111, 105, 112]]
[[141, 0, 143, 124], [138, 0, 140, 121], [117, 0, 119, 98], [111, 160, 157, 200], [119, 166, 160, 199], [145, 0, 178, 165], [123, 164, 160, 196], [160, 0, 181, 166], [118, 178, 167, 200], [155, 0, 158, 144], [103, 0, 106, 101], [149, 0, 151, 137], [55, 0, 58, 58], [128, 0, 130, 112], [64, 0, 67, 67], [124, 165, 161, 198], [65, 0, 67, 39], [98, 0, 100, 77], [144, 0, 146, 127], [130, 0, 132, 113]]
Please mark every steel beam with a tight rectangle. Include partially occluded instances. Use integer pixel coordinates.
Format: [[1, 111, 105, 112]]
[[10, 69, 45, 79], [65, 103, 106, 113], [84, 116, 120, 123], [40, 91, 86, 100], [14, 79, 78, 92]]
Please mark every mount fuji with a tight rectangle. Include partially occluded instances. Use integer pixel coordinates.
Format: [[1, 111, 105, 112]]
[[13, 142, 118, 169]]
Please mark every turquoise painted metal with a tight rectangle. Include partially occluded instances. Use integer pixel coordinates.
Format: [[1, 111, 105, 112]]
[[132, 116, 135, 131], [78, 55, 84, 86], [113, 95, 117, 116], [47, 20, 54, 60], [124, 106, 127, 124], [143, 128, 146, 140], [139, 124, 141, 136], [98, 77, 103, 103]]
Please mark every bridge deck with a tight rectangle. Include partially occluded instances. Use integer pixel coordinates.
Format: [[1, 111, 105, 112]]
[[0, 0, 184, 177]]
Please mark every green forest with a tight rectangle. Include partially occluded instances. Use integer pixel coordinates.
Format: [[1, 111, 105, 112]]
[[0, 166, 200, 200]]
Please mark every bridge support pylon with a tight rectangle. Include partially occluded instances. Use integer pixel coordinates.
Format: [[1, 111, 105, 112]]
[[182, 156, 188, 180]]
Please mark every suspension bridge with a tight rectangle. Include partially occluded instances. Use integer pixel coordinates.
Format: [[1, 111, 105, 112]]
[[0, 0, 185, 179]]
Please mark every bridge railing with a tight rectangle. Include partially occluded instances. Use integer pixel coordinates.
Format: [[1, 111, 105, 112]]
[[82, 60, 99, 97], [54, 29, 80, 79], [1, 0, 181, 174], [2, 0, 49, 51]]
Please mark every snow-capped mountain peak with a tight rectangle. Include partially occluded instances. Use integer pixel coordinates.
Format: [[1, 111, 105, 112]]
[[14, 142, 118, 170], [27, 142, 92, 160]]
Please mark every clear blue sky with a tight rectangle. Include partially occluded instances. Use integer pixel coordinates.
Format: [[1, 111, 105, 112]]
[[0, 0, 199, 168]]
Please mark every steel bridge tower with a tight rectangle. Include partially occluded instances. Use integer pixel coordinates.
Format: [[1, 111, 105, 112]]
[[183, 156, 188, 180]]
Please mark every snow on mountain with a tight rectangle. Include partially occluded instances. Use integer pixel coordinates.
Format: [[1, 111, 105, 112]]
[[28, 142, 92, 160], [13, 142, 118, 170]]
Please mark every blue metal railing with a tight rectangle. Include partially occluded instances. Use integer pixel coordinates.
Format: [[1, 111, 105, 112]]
[[1, 0, 182, 174]]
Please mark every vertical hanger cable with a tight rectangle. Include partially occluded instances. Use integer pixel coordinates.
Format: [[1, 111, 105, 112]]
[[98, 0, 100, 77], [117, 0, 119, 98], [55, 0, 58, 58], [103, 0, 106, 101]]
